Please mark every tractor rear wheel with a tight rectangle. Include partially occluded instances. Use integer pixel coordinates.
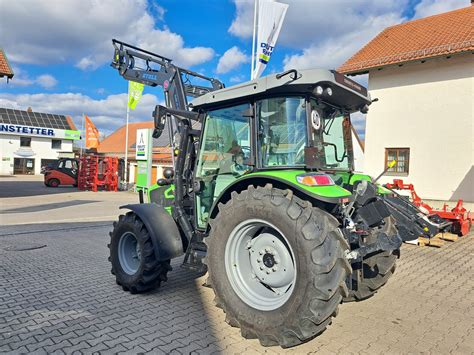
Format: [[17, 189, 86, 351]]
[[108, 212, 171, 293], [344, 217, 399, 302], [205, 185, 351, 348]]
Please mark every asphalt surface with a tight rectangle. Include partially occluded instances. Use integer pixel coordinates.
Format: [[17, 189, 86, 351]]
[[1, 176, 473, 354]]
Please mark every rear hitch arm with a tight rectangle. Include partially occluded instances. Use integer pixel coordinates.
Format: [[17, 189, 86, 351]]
[[345, 232, 402, 262]]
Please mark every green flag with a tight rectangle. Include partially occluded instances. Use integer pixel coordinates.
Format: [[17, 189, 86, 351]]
[[128, 81, 144, 110]]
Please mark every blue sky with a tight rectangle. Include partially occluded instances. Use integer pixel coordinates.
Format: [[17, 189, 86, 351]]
[[0, 0, 467, 139]]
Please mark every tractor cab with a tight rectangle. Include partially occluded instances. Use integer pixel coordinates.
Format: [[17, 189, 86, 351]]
[[189, 69, 371, 227]]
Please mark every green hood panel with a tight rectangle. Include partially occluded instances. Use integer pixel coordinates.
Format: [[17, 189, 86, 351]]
[[244, 170, 352, 200]]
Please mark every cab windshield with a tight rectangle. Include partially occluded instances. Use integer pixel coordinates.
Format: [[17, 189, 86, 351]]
[[257, 96, 352, 171]]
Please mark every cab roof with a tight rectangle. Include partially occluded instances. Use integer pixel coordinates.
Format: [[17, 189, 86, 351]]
[[190, 69, 371, 113]]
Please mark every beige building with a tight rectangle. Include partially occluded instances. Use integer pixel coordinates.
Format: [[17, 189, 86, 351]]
[[339, 5, 473, 202]]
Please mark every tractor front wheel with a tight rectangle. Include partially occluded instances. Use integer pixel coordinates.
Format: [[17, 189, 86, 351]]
[[206, 185, 351, 348], [108, 212, 171, 293]]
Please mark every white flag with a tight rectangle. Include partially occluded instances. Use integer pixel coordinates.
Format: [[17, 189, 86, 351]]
[[252, 0, 289, 80]]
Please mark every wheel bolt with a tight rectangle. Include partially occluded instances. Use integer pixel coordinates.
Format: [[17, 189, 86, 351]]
[[265, 248, 270, 253], [272, 267, 277, 272], [256, 258, 261, 263], [259, 251, 263, 255], [260, 267, 264, 270], [266, 270, 270, 274]]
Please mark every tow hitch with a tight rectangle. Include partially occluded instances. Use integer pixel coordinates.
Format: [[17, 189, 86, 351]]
[[345, 232, 402, 261]]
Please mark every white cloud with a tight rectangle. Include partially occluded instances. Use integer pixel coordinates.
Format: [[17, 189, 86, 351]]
[[0, 67, 58, 89], [229, 74, 246, 83], [227, 0, 468, 72], [229, 0, 254, 38], [216, 46, 250, 74], [412, 0, 467, 19], [35, 74, 58, 89], [229, 0, 410, 71], [0, 92, 160, 136], [0, 0, 214, 70]]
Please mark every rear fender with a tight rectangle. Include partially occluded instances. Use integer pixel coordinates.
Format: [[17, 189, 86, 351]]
[[120, 203, 184, 261]]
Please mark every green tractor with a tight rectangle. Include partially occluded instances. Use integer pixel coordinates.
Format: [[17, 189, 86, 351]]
[[108, 40, 436, 347]]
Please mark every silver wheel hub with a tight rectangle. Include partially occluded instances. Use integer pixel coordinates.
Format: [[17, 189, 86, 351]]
[[118, 232, 140, 275], [225, 219, 297, 311], [248, 233, 295, 290]]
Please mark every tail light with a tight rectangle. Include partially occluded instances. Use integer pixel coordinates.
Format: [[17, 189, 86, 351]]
[[297, 173, 334, 186]]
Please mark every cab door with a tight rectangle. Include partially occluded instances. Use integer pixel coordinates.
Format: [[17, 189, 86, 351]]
[[194, 103, 252, 228]]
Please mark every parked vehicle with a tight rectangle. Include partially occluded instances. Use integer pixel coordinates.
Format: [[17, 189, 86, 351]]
[[44, 158, 78, 187], [107, 40, 443, 347]]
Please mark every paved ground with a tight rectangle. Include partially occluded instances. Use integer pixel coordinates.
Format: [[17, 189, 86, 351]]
[[1, 177, 473, 354]]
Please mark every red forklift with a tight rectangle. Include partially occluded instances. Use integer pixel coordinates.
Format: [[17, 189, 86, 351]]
[[43, 158, 78, 187]]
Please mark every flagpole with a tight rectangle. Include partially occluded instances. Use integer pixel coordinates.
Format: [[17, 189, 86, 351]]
[[80, 113, 85, 158], [124, 88, 130, 187], [251, 0, 258, 80]]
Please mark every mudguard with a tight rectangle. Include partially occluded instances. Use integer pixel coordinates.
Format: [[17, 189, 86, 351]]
[[120, 203, 184, 261]]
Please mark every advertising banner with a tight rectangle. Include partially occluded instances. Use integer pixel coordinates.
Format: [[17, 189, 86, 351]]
[[128, 81, 144, 110], [252, 0, 288, 79], [84, 115, 100, 149]]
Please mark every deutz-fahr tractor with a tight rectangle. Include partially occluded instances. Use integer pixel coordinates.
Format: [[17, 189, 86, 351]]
[[108, 40, 442, 347]]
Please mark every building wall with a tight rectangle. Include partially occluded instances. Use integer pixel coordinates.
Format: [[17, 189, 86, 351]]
[[0, 135, 74, 175], [364, 53, 473, 201]]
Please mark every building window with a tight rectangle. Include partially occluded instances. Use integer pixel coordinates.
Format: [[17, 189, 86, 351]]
[[385, 148, 410, 175], [51, 139, 62, 149], [20, 137, 31, 147]]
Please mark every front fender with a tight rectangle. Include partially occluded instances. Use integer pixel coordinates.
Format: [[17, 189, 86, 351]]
[[120, 203, 184, 261]]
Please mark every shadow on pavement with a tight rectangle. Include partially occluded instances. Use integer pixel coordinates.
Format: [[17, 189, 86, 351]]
[[0, 181, 81, 198], [1, 200, 98, 214]]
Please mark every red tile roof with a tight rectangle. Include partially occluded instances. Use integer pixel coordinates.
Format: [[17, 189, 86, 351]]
[[0, 49, 14, 79], [98, 121, 153, 154], [97, 121, 172, 163], [338, 6, 474, 75]]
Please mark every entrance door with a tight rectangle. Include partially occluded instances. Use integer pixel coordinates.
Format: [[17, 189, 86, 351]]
[[13, 158, 35, 174]]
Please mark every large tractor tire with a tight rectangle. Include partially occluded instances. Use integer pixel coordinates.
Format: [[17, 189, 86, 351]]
[[205, 185, 351, 348], [108, 212, 171, 293], [344, 217, 399, 302]]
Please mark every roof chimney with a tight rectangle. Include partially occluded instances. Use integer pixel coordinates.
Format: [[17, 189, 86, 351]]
[[27, 107, 32, 112]]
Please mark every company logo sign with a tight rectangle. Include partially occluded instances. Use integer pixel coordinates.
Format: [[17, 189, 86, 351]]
[[135, 129, 150, 161], [258, 42, 274, 64], [1, 124, 54, 136], [0, 123, 80, 140]]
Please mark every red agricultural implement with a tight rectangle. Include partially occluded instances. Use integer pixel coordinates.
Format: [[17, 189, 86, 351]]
[[78, 155, 119, 192], [385, 179, 472, 236]]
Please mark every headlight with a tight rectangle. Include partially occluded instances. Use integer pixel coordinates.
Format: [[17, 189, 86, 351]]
[[325, 87, 333, 96], [315, 86, 324, 96]]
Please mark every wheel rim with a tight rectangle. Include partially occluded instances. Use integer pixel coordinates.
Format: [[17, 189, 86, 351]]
[[118, 232, 141, 275], [225, 219, 297, 311]]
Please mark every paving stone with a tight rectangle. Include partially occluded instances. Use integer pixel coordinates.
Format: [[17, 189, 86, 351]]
[[0, 218, 472, 354]]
